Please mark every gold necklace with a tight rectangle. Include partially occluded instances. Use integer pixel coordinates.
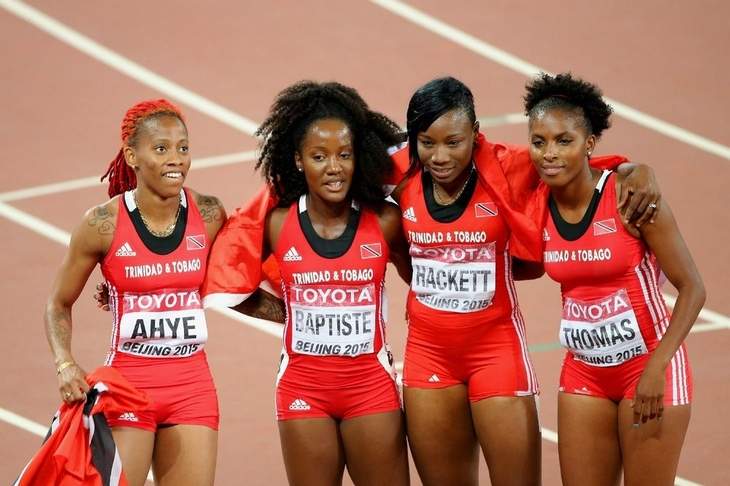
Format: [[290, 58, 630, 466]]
[[134, 190, 181, 238], [432, 165, 474, 205]]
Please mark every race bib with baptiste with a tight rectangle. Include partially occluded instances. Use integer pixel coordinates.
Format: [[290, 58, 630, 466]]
[[289, 283, 376, 357], [118, 289, 207, 358], [560, 289, 647, 367], [410, 242, 496, 313]]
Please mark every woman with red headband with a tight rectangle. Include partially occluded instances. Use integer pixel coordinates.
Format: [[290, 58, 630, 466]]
[[45, 99, 225, 486]]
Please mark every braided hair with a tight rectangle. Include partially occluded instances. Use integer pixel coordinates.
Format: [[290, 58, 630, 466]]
[[101, 99, 186, 197], [255, 81, 404, 207], [524, 73, 612, 138]]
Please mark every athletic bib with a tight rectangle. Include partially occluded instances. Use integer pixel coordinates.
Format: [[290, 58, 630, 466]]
[[289, 283, 377, 357], [117, 288, 207, 358], [410, 242, 496, 313], [559, 289, 647, 367]]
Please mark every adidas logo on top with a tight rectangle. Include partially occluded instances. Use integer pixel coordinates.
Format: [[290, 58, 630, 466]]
[[283, 246, 302, 262], [115, 242, 136, 257], [402, 207, 417, 222], [428, 374, 440, 383], [288, 398, 311, 411]]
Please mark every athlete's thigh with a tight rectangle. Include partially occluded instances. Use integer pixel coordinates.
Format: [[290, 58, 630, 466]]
[[403, 385, 479, 486], [151, 424, 217, 486], [278, 417, 345, 486], [339, 410, 409, 486], [558, 393, 621, 486], [111, 426, 155, 486], [470, 395, 541, 486], [618, 400, 691, 486]]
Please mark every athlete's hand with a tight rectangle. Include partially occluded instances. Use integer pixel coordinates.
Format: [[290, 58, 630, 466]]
[[57, 362, 90, 404], [94, 282, 110, 311], [618, 163, 661, 227], [631, 361, 665, 426]]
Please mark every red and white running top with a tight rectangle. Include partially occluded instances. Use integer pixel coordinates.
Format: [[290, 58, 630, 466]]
[[543, 171, 678, 368], [398, 170, 522, 329], [274, 196, 392, 373], [101, 189, 210, 365]]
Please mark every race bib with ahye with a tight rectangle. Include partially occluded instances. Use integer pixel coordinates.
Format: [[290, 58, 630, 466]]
[[118, 289, 207, 358], [560, 289, 647, 367], [410, 242, 496, 313]]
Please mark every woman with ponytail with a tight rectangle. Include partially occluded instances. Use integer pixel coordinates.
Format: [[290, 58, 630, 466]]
[[44, 99, 226, 485]]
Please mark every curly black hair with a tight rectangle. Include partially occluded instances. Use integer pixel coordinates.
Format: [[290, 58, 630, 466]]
[[524, 73, 612, 138], [406, 77, 476, 168], [255, 81, 404, 207]]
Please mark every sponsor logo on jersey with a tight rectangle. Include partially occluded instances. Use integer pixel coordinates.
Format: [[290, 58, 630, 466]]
[[360, 243, 382, 259], [283, 246, 303, 262], [117, 412, 139, 422], [186, 234, 206, 250], [428, 374, 440, 383], [543, 228, 551, 241], [402, 207, 417, 222], [474, 202, 498, 218], [115, 242, 136, 257], [593, 218, 617, 236], [288, 398, 311, 411]]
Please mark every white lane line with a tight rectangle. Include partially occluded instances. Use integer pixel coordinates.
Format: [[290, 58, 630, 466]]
[[0, 407, 47, 437], [0, 0, 259, 136], [1, 201, 71, 245], [369, 0, 730, 161], [478, 113, 527, 128], [0, 150, 258, 202], [663, 293, 730, 329]]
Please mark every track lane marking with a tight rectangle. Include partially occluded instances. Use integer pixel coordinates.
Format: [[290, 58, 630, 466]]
[[369, 0, 730, 161]]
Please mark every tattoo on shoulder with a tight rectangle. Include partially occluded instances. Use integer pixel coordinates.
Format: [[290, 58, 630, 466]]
[[197, 195, 224, 224], [87, 205, 115, 235]]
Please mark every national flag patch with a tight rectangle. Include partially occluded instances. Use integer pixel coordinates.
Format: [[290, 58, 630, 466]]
[[360, 243, 382, 259], [474, 202, 498, 218], [186, 234, 206, 250], [593, 218, 617, 236]]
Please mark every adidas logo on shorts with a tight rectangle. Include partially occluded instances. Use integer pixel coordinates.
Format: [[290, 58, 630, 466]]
[[115, 242, 136, 257], [288, 399, 311, 411], [283, 246, 303, 262], [428, 374, 440, 383], [117, 412, 139, 422], [402, 207, 417, 223]]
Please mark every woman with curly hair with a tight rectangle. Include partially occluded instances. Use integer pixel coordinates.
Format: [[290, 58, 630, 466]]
[[208, 81, 411, 486], [525, 73, 703, 485]]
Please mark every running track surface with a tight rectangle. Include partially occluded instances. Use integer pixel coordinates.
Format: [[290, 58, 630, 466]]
[[1, 1, 728, 484]]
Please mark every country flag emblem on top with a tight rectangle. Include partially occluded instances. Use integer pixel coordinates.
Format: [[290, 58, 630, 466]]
[[360, 243, 382, 259], [593, 218, 617, 236], [186, 234, 206, 250], [474, 202, 498, 218]]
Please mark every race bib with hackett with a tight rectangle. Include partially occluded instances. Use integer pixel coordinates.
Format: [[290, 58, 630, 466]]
[[289, 283, 377, 357], [410, 242, 496, 313], [560, 289, 648, 367], [117, 289, 207, 358]]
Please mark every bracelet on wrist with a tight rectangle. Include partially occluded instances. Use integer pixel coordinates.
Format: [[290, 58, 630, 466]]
[[56, 361, 75, 375]]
